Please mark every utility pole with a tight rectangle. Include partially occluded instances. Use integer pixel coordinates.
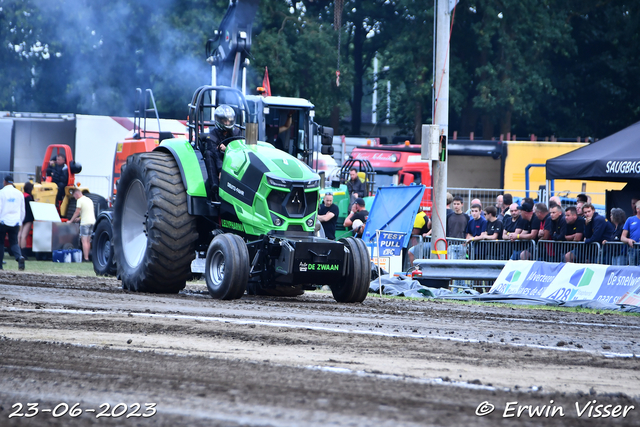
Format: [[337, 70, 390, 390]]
[[429, 0, 451, 259]]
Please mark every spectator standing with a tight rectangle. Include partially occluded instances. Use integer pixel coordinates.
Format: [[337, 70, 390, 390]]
[[446, 196, 469, 238], [563, 206, 586, 262], [408, 209, 431, 263], [465, 203, 487, 242], [484, 206, 503, 240], [583, 203, 614, 246], [549, 205, 567, 241], [610, 208, 626, 242], [495, 195, 505, 222], [576, 201, 585, 217], [564, 207, 585, 241], [502, 203, 519, 236], [534, 203, 553, 241], [446, 192, 454, 217], [608, 208, 627, 265], [509, 202, 537, 260], [577, 193, 589, 204], [621, 200, 640, 265], [548, 196, 562, 209], [18, 182, 35, 257], [46, 154, 69, 207], [68, 188, 96, 262], [466, 198, 484, 217], [541, 204, 566, 262], [0, 175, 26, 270], [572, 203, 615, 263], [317, 193, 339, 240], [346, 168, 365, 203], [465, 203, 487, 262], [477, 206, 503, 260]]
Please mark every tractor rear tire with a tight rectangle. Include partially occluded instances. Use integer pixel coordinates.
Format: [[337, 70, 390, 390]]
[[65, 192, 107, 219], [205, 233, 249, 300], [113, 152, 198, 293], [92, 219, 116, 276], [85, 192, 108, 216], [332, 237, 370, 303]]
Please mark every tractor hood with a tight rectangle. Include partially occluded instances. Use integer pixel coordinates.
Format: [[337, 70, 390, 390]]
[[225, 139, 320, 183]]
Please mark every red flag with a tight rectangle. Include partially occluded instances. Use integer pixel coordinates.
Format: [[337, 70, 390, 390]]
[[262, 67, 272, 97]]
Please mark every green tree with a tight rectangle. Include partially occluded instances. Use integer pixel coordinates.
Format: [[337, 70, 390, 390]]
[[342, 0, 396, 134], [381, 0, 434, 143], [547, 0, 640, 138], [451, 0, 573, 139], [252, 0, 351, 126]]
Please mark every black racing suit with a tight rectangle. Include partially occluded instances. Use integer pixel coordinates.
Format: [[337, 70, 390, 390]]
[[46, 163, 69, 204], [201, 127, 241, 192]]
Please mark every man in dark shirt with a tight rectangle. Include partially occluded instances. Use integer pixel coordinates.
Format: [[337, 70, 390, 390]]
[[346, 168, 365, 203], [564, 206, 586, 262], [446, 196, 469, 239], [318, 193, 340, 240], [46, 154, 69, 206], [540, 204, 567, 262], [465, 203, 487, 261], [564, 207, 585, 241], [583, 203, 614, 245], [344, 197, 368, 238], [502, 203, 520, 239], [534, 203, 553, 241], [476, 206, 503, 260], [201, 105, 241, 194], [484, 206, 504, 240], [509, 202, 537, 260], [465, 203, 487, 241], [549, 205, 567, 241]]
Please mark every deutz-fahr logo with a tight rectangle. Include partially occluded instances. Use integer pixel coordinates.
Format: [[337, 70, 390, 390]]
[[299, 262, 308, 272]]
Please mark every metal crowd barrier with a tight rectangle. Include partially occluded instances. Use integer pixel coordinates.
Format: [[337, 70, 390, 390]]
[[406, 238, 639, 294], [535, 241, 601, 264], [408, 237, 638, 266], [599, 242, 640, 266]]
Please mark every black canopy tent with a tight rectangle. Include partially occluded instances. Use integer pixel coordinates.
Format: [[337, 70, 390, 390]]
[[546, 120, 640, 183], [546, 121, 640, 216]]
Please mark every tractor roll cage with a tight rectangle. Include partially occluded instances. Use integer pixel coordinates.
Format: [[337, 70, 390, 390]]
[[187, 85, 252, 152]]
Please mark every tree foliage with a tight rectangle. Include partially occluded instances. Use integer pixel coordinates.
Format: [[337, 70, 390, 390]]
[[0, 0, 638, 138]]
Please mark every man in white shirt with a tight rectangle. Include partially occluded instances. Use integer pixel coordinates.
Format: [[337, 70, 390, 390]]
[[0, 175, 26, 270], [69, 188, 96, 262]]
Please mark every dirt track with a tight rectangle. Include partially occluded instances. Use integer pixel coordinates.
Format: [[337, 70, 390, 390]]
[[1, 270, 639, 426]]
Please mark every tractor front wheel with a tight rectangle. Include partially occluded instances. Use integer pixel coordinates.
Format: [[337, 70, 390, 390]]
[[205, 233, 249, 300], [331, 237, 370, 303], [92, 219, 116, 276]]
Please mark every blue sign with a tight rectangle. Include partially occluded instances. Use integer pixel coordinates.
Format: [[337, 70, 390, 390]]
[[377, 231, 406, 257]]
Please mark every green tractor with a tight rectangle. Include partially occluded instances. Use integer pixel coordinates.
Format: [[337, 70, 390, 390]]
[[112, 86, 370, 302]]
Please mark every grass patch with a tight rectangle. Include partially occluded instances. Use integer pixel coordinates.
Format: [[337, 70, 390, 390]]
[[1, 259, 97, 276]]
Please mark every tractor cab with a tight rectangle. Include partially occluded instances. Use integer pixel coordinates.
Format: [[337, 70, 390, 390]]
[[245, 95, 313, 164]]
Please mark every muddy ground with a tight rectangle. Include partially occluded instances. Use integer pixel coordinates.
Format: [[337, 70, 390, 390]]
[[0, 270, 639, 426]]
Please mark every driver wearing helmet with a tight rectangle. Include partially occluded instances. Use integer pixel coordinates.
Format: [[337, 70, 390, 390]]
[[202, 104, 241, 192]]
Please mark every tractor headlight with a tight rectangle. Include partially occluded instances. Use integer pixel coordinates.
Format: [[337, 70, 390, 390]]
[[306, 217, 315, 227], [274, 217, 283, 226], [305, 179, 320, 189], [267, 176, 289, 188]]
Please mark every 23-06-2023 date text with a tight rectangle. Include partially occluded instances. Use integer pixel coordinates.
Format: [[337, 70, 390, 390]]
[[9, 402, 157, 419]]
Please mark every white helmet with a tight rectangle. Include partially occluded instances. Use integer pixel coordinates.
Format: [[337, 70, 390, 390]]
[[214, 104, 236, 131]]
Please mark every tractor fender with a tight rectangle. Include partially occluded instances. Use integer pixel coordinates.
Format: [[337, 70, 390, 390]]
[[94, 209, 113, 229], [154, 139, 207, 197]]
